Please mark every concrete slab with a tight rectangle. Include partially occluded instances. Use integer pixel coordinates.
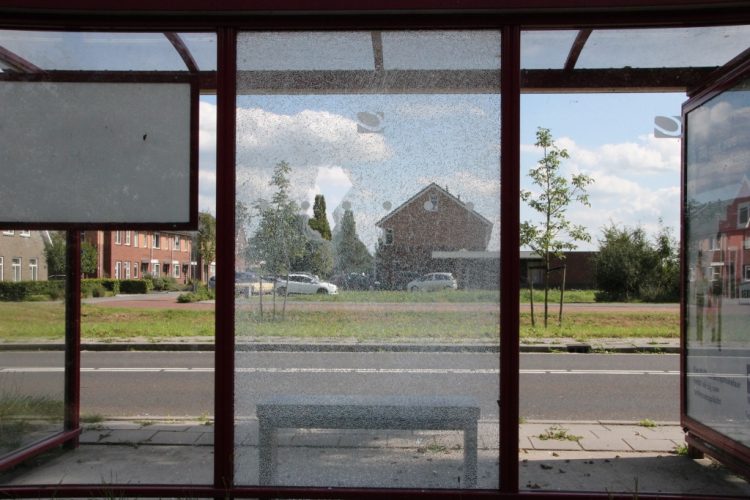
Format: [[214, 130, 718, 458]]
[[148, 430, 204, 445], [624, 438, 680, 452]]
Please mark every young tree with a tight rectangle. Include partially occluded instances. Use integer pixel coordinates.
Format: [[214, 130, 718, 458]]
[[334, 209, 372, 275], [81, 241, 98, 277], [521, 127, 593, 327], [43, 231, 67, 277], [252, 161, 307, 318], [197, 211, 217, 282], [308, 194, 332, 241]]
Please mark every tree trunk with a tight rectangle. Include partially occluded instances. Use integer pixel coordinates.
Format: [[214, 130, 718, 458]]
[[558, 264, 566, 327], [543, 257, 550, 328], [528, 268, 535, 328]]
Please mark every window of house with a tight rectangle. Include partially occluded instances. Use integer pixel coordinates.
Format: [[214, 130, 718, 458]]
[[12, 258, 21, 282], [174, 235, 180, 250], [114, 231, 121, 244], [153, 232, 161, 249], [19, 230, 31, 237], [385, 228, 394, 245], [0, 256, 4, 281], [3, 230, 14, 236], [125, 230, 131, 245], [738, 202, 750, 228], [133, 231, 139, 247], [29, 258, 37, 281], [427, 193, 439, 211], [173, 263, 180, 278], [710, 236, 721, 250], [125, 262, 131, 279], [745, 265, 750, 281], [133, 262, 138, 279], [152, 262, 160, 277], [115, 261, 122, 279]]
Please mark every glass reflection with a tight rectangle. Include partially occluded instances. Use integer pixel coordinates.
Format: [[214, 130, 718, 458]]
[[685, 76, 750, 446], [235, 30, 501, 489]]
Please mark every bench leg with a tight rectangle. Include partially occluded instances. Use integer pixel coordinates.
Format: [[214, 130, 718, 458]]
[[258, 422, 277, 485], [463, 423, 478, 488]]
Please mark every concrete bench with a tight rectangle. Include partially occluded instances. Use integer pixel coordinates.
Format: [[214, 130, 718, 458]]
[[256, 395, 480, 487]]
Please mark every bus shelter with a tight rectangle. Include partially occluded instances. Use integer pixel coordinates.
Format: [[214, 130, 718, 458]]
[[0, 1, 749, 498]]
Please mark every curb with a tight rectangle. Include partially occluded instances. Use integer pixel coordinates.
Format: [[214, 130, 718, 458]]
[[0, 342, 679, 353]]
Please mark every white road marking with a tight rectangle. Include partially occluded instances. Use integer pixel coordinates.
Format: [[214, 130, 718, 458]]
[[0, 367, 680, 375]]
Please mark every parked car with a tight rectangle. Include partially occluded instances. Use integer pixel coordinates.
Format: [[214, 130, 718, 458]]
[[209, 272, 275, 297], [275, 273, 338, 295], [406, 272, 458, 292], [332, 272, 381, 291], [235, 271, 275, 297], [389, 271, 421, 291]]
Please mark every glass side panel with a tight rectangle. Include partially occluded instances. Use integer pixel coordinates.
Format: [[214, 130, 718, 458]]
[[578, 26, 750, 69], [235, 30, 501, 489], [0, 230, 65, 458], [685, 76, 750, 447]]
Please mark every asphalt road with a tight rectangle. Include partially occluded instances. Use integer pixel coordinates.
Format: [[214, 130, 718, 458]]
[[0, 351, 679, 421]]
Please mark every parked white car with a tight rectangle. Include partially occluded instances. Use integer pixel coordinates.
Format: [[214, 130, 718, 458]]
[[275, 273, 338, 295], [407, 272, 458, 292]]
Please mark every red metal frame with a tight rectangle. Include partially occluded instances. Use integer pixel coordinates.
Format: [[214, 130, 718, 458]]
[[0, 3, 749, 499], [680, 51, 750, 482], [213, 26, 236, 493], [64, 230, 82, 448]]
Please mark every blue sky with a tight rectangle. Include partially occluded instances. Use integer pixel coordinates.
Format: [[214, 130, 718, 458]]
[[200, 91, 685, 252]]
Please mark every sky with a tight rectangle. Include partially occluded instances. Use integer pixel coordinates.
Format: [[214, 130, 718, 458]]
[[198, 91, 685, 252]]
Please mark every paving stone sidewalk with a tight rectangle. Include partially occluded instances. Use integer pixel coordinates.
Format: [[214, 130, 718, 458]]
[[79, 418, 686, 453]]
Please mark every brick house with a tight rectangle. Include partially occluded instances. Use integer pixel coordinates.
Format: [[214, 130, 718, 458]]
[[0, 230, 49, 282], [84, 230, 194, 283], [375, 183, 495, 289], [689, 177, 750, 300]]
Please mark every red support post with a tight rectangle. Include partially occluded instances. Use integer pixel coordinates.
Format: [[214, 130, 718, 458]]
[[213, 27, 237, 494], [64, 230, 82, 448], [500, 24, 521, 495]]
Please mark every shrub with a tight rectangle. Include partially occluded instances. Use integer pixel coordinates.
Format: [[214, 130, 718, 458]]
[[0, 281, 65, 301], [177, 285, 214, 303], [81, 279, 120, 298], [119, 279, 152, 294]]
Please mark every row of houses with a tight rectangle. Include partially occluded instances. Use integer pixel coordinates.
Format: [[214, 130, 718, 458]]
[[0, 230, 197, 283]]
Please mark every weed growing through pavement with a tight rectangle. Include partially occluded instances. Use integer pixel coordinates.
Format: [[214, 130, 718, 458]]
[[638, 419, 656, 428], [673, 443, 689, 456], [538, 425, 582, 442]]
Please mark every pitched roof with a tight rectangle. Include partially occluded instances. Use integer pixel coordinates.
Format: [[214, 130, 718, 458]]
[[375, 182, 493, 228]]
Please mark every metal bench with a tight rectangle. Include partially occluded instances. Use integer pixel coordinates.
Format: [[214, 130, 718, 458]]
[[256, 395, 480, 487]]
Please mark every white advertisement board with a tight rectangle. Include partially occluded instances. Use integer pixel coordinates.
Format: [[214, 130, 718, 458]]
[[0, 80, 195, 227]]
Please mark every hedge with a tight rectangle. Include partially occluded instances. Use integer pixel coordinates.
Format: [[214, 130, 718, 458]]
[[0, 281, 65, 301], [119, 279, 153, 294], [81, 278, 120, 298]]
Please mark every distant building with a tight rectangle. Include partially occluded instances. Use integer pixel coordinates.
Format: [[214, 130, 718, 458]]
[[0, 230, 49, 282], [375, 183, 497, 289], [520, 251, 598, 290], [84, 230, 194, 283]]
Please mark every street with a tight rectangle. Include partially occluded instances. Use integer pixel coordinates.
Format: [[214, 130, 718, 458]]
[[0, 350, 679, 421]]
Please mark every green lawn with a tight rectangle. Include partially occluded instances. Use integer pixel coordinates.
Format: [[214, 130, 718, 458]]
[[0, 292, 678, 343]]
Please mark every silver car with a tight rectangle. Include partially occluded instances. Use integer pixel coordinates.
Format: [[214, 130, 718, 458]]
[[275, 273, 338, 295], [406, 272, 458, 292]]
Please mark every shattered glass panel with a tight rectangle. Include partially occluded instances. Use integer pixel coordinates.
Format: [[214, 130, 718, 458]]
[[234, 30, 501, 489]]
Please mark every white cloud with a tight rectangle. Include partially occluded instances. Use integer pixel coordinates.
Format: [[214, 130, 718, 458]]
[[559, 134, 680, 174]]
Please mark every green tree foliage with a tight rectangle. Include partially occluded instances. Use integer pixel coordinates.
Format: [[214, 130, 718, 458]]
[[252, 161, 307, 276], [43, 231, 67, 277], [521, 127, 593, 327], [81, 241, 98, 277], [334, 209, 372, 274], [595, 222, 679, 302], [308, 194, 332, 241], [197, 211, 216, 282]]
